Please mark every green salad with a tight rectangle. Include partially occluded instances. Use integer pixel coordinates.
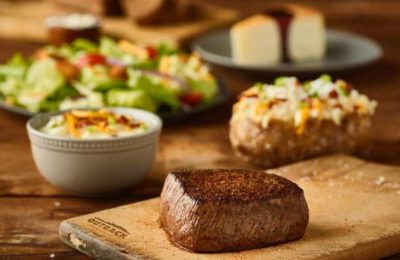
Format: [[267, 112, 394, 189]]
[[0, 37, 218, 113]]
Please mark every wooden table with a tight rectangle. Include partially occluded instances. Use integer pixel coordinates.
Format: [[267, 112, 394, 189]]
[[0, 0, 399, 258]]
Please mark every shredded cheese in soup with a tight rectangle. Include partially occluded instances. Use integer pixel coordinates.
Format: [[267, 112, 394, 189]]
[[41, 109, 148, 139]]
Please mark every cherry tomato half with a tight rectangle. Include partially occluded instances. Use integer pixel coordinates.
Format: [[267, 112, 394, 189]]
[[145, 46, 158, 59], [180, 92, 203, 106], [76, 53, 106, 68]]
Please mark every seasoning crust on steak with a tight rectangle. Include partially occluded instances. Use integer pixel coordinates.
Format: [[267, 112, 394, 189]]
[[160, 169, 309, 252]]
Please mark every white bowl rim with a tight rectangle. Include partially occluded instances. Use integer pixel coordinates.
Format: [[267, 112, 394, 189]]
[[26, 107, 162, 143]]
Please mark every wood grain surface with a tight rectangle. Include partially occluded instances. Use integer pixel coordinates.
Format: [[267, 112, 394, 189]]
[[59, 155, 400, 260], [0, 0, 400, 259]]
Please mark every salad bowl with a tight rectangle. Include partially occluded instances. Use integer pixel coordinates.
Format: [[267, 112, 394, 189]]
[[26, 107, 162, 196], [0, 76, 230, 122], [0, 37, 230, 121]]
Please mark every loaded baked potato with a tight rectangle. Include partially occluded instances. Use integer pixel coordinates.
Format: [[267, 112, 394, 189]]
[[229, 75, 377, 168]]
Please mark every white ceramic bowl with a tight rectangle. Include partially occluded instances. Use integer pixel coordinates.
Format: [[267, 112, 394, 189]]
[[26, 108, 162, 196]]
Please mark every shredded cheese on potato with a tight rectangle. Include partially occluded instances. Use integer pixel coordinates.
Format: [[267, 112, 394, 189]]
[[232, 75, 378, 134]]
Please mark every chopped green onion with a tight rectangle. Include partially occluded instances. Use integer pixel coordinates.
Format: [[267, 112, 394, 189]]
[[274, 77, 289, 86], [85, 126, 97, 133], [108, 116, 117, 125], [254, 82, 264, 91], [319, 74, 332, 82], [298, 101, 309, 109]]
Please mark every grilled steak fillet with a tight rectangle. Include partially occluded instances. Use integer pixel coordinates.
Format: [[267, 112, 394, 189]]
[[160, 169, 309, 252]]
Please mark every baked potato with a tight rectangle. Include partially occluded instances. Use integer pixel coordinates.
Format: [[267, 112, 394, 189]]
[[229, 75, 377, 168]]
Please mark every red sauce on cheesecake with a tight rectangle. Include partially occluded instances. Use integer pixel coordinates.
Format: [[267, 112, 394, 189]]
[[266, 9, 293, 62]]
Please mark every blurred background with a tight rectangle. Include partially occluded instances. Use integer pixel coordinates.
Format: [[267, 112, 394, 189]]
[[0, 0, 397, 47]]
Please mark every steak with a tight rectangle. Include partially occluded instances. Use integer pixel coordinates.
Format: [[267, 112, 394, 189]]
[[159, 169, 309, 252]]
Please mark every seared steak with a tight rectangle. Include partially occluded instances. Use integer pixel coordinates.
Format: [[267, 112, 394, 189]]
[[160, 169, 309, 252]]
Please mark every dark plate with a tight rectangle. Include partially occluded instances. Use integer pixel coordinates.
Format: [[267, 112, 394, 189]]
[[193, 29, 383, 74], [0, 77, 230, 121]]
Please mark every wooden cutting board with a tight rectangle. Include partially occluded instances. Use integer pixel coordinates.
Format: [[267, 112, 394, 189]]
[[0, 0, 238, 47], [59, 154, 400, 259]]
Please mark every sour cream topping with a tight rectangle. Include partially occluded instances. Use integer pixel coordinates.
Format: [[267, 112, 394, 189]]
[[45, 14, 99, 30], [232, 75, 378, 134]]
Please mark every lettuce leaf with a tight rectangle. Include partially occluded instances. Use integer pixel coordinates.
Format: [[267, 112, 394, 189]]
[[0, 77, 23, 97], [106, 89, 158, 112], [72, 38, 98, 52], [59, 92, 104, 111], [80, 65, 111, 90], [187, 78, 217, 102], [99, 37, 123, 58], [157, 42, 178, 56], [128, 70, 179, 111], [0, 53, 29, 78], [26, 59, 65, 96]]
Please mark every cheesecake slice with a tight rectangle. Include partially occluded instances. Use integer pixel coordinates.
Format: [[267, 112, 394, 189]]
[[230, 4, 326, 65], [287, 5, 325, 62], [230, 15, 281, 65]]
